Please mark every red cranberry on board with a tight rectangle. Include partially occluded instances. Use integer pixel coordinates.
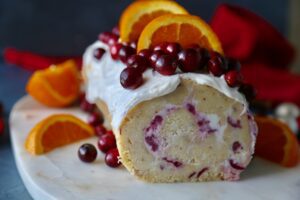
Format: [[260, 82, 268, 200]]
[[93, 48, 106, 60], [118, 45, 136, 63], [150, 50, 165, 68], [238, 83, 257, 102], [155, 54, 178, 76], [106, 130, 114, 135], [177, 48, 201, 72], [208, 52, 227, 76], [88, 112, 104, 127], [98, 32, 118, 46], [120, 67, 143, 89], [225, 70, 243, 87], [94, 125, 107, 137], [105, 148, 121, 168], [126, 55, 150, 73], [78, 143, 97, 163], [110, 43, 123, 60], [165, 42, 182, 57], [98, 134, 117, 153]]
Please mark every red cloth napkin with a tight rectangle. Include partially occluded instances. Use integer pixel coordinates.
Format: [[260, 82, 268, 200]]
[[3, 48, 82, 70], [211, 4, 300, 106]]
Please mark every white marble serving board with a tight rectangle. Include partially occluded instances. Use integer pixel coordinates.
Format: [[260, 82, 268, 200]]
[[9, 95, 300, 200]]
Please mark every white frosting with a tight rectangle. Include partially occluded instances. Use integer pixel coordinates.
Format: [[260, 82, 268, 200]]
[[83, 41, 247, 130]]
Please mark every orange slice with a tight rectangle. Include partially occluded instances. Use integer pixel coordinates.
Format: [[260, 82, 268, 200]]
[[137, 14, 223, 53], [26, 60, 80, 108], [25, 114, 95, 155], [120, 0, 188, 42], [255, 116, 299, 167]]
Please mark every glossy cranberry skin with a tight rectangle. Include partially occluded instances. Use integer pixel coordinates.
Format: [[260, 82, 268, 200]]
[[225, 70, 243, 87], [93, 48, 106, 60], [120, 67, 143, 89], [78, 143, 97, 163], [80, 99, 96, 113], [118, 45, 136, 63], [153, 42, 169, 52], [165, 42, 182, 57], [150, 50, 164, 68], [155, 55, 178, 76], [94, 125, 107, 137], [98, 134, 116, 153], [126, 55, 150, 73], [178, 48, 201, 72], [238, 83, 257, 102], [208, 52, 227, 76], [110, 43, 123, 60], [106, 130, 114, 135], [138, 49, 152, 61], [188, 44, 210, 68], [88, 112, 104, 127], [98, 32, 118, 46], [226, 58, 241, 71], [130, 42, 137, 49], [112, 26, 120, 36], [105, 148, 121, 168]]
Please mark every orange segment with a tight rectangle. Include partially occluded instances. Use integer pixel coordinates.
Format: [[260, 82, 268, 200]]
[[255, 116, 300, 167], [137, 14, 223, 54], [25, 114, 95, 155], [26, 60, 80, 108], [120, 0, 188, 42]]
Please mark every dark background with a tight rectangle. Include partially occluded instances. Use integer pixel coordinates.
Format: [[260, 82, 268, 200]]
[[0, 0, 289, 56]]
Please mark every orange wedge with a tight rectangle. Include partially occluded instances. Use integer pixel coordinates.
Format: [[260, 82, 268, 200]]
[[137, 14, 223, 53], [120, 0, 188, 42], [25, 114, 95, 155], [255, 116, 299, 167], [26, 60, 80, 108]]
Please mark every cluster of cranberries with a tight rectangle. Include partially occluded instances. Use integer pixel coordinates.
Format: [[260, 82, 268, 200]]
[[0, 102, 4, 136], [95, 28, 256, 102], [78, 94, 121, 168]]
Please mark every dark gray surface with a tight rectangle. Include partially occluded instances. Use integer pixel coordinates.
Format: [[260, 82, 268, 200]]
[[0, 0, 288, 55], [0, 1, 289, 199]]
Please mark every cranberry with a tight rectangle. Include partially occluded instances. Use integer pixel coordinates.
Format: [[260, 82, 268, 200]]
[[98, 134, 116, 153], [150, 50, 164, 68], [165, 42, 182, 57], [129, 42, 137, 49], [118, 45, 136, 63], [80, 99, 96, 113], [225, 70, 243, 87], [95, 125, 107, 137], [98, 32, 118, 46], [138, 49, 152, 61], [110, 43, 123, 60], [153, 42, 169, 52], [88, 112, 103, 127], [78, 143, 97, 163], [208, 52, 227, 76], [105, 148, 121, 168], [155, 55, 178, 76], [178, 48, 201, 72], [0, 118, 4, 135], [120, 67, 143, 89], [226, 58, 241, 71], [112, 26, 120, 36], [106, 130, 114, 135], [126, 55, 150, 73], [232, 141, 243, 153], [93, 48, 106, 60], [238, 84, 257, 102]]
